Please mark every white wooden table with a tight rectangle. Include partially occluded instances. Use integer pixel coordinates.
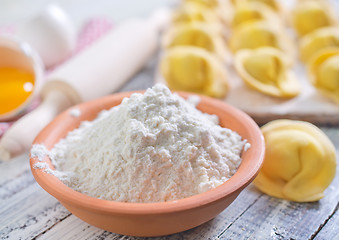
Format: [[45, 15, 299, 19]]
[[1, 0, 339, 239], [1, 55, 339, 240]]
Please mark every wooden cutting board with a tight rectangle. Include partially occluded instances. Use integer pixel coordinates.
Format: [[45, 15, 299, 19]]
[[155, 61, 339, 126], [155, 0, 339, 126], [224, 62, 339, 126]]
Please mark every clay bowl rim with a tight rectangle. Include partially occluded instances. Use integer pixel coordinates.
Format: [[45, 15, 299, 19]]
[[30, 91, 265, 215]]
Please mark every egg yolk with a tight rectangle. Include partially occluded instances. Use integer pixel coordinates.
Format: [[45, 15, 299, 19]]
[[0, 67, 34, 115]]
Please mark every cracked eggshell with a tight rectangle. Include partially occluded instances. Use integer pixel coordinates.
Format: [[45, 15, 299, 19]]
[[18, 4, 77, 68]]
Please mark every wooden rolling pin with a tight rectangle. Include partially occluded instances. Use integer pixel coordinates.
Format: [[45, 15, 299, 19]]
[[0, 9, 170, 160]]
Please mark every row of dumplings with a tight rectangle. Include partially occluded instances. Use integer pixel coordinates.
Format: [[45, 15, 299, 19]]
[[294, 0, 339, 104], [159, 0, 339, 104]]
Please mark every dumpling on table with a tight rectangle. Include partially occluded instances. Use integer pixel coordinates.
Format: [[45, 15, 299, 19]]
[[230, 1, 282, 29], [231, 0, 282, 13], [229, 22, 295, 62], [234, 47, 300, 98], [172, 2, 220, 25], [300, 27, 339, 63], [182, 0, 232, 24], [307, 48, 339, 104], [291, 0, 337, 37], [160, 46, 229, 98], [254, 119, 336, 202], [162, 23, 229, 62]]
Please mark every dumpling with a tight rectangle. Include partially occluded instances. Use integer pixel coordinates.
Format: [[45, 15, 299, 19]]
[[232, 0, 281, 13], [162, 23, 228, 62], [291, 1, 336, 37], [172, 2, 220, 25], [307, 48, 339, 104], [234, 47, 300, 98], [254, 119, 336, 202], [229, 22, 295, 61], [184, 0, 220, 8], [300, 27, 339, 62], [160, 46, 229, 98], [182, 0, 232, 24], [230, 2, 281, 29]]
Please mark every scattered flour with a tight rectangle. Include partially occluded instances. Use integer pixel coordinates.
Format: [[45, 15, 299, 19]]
[[69, 107, 81, 117], [31, 84, 249, 203]]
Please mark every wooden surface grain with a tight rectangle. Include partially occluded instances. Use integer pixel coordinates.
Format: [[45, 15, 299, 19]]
[[1, 64, 339, 239], [1, 0, 339, 239]]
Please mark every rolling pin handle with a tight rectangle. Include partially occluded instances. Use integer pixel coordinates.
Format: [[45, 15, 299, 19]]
[[0, 90, 74, 160], [0, 7, 171, 160]]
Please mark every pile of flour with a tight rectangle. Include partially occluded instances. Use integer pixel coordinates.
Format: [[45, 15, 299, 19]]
[[31, 84, 249, 203]]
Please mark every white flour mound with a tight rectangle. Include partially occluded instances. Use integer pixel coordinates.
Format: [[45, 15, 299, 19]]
[[31, 84, 249, 203]]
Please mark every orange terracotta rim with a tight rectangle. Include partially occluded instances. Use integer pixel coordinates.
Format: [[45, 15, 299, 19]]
[[30, 91, 265, 215]]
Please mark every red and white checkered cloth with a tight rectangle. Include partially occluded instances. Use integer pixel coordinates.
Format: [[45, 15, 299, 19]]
[[0, 18, 113, 138]]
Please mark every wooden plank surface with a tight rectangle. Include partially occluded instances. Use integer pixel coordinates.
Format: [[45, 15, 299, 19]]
[[1, 68, 338, 239], [1, 1, 339, 239], [314, 205, 339, 240], [0, 155, 71, 240]]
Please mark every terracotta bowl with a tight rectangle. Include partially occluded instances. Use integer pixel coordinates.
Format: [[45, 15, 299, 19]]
[[30, 91, 265, 237]]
